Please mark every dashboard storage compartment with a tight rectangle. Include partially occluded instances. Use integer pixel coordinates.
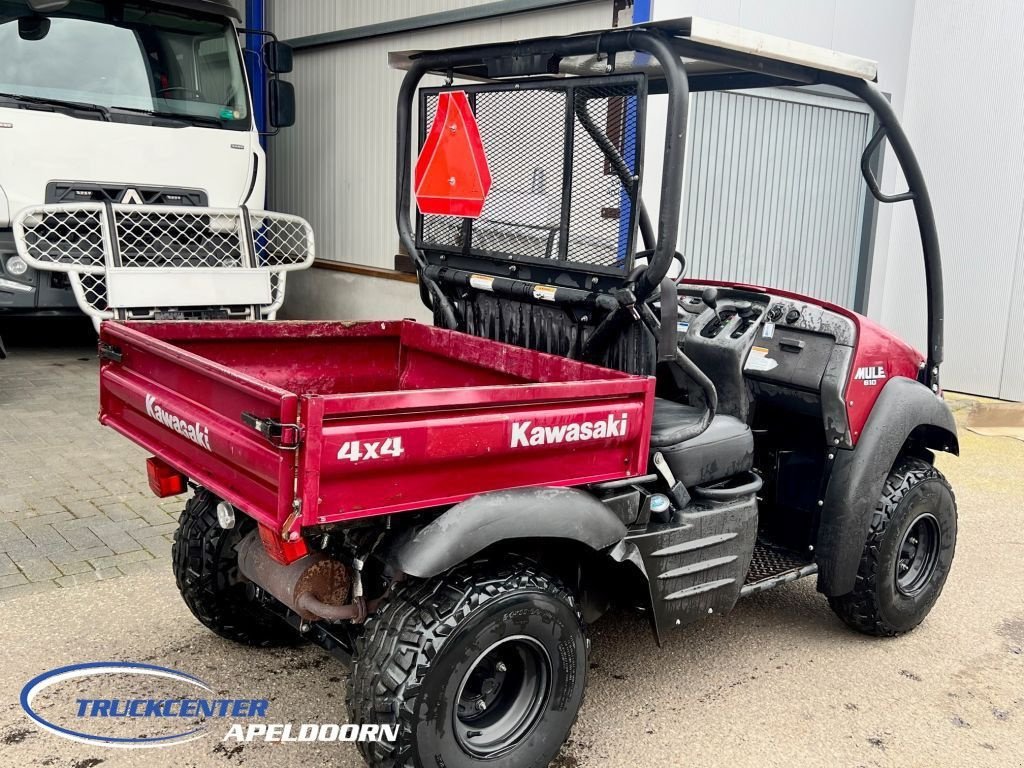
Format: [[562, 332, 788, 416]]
[[743, 327, 835, 391]]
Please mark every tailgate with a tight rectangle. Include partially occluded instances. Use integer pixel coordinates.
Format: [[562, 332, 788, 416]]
[[98, 322, 298, 531]]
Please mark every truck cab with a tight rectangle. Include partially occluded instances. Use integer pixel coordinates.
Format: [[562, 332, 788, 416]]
[[0, 0, 305, 322]]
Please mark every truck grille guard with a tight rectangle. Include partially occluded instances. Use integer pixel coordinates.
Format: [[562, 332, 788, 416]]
[[12, 203, 314, 328]]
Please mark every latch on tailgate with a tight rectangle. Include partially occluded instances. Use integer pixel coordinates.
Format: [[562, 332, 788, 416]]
[[98, 342, 123, 363], [241, 412, 302, 450]]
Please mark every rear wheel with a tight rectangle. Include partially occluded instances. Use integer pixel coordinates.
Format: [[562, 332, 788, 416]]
[[347, 560, 587, 768], [829, 457, 957, 636], [172, 487, 296, 647]]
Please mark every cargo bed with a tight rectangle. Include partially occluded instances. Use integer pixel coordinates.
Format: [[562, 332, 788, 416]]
[[99, 320, 655, 542]]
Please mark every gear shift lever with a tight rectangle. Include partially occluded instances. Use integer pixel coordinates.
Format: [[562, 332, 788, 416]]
[[702, 286, 719, 312]]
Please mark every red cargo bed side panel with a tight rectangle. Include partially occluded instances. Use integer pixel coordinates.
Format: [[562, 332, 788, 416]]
[[98, 323, 298, 530], [296, 323, 655, 524], [302, 382, 653, 523]]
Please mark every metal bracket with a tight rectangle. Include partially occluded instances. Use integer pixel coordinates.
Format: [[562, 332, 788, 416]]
[[241, 412, 302, 450], [98, 342, 123, 363], [281, 504, 302, 541]]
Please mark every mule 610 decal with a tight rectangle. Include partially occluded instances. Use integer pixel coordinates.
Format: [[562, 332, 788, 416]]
[[853, 365, 887, 386]]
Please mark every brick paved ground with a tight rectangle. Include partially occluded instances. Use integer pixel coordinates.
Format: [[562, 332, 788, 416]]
[[0, 340, 182, 600]]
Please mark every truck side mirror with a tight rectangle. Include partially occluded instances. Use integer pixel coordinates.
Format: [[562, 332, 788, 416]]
[[268, 79, 295, 128], [264, 41, 293, 74]]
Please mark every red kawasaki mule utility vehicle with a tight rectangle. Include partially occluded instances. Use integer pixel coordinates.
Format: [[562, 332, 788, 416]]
[[96, 19, 957, 768]]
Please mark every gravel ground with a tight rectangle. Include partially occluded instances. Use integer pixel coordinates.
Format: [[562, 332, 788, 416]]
[[0, 352, 1021, 766]]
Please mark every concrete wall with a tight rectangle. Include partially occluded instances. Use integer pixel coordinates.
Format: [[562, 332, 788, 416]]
[[882, 0, 1024, 399]]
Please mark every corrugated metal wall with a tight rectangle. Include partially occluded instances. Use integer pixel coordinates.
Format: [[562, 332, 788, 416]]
[[882, 0, 1024, 400], [266, 0, 614, 275], [270, 0, 491, 40], [679, 88, 873, 308]]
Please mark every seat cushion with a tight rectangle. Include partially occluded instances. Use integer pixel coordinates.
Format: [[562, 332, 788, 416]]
[[651, 398, 754, 487]]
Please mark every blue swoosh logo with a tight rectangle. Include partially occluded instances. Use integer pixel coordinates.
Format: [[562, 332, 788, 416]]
[[20, 661, 212, 748]]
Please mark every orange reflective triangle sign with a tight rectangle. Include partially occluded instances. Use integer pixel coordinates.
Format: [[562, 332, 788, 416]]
[[415, 91, 491, 218]]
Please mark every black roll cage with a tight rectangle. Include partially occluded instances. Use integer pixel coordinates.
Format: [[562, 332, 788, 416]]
[[394, 23, 944, 391]]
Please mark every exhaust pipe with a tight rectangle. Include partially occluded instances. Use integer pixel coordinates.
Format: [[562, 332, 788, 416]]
[[237, 531, 366, 622]]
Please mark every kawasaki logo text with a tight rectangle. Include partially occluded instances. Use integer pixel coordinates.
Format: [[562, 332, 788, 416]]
[[510, 413, 628, 448], [145, 394, 211, 451]]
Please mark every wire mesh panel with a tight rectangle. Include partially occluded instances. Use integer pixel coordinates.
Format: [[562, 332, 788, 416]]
[[13, 203, 314, 326], [417, 74, 645, 277], [112, 206, 248, 268], [249, 211, 316, 268], [75, 273, 109, 316], [14, 204, 107, 272]]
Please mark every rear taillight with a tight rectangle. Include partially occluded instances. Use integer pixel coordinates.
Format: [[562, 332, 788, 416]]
[[146, 457, 186, 498], [257, 523, 309, 564]]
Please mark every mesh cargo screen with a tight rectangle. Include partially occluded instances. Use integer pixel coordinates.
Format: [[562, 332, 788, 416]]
[[417, 75, 645, 277]]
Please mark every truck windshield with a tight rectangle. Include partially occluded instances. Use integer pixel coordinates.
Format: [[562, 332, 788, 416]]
[[0, 0, 249, 129]]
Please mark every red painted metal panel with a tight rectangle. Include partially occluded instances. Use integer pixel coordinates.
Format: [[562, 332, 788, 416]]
[[98, 320, 656, 536], [307, 386, 652, 524], [844, 314, 923, 443], [99, 322, 298, 531]]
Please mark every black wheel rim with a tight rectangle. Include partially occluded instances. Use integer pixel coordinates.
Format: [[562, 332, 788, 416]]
[[453, 635, 552, 758], [895, 513, 941, 596]]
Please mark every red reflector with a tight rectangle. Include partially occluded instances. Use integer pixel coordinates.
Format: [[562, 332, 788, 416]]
[[146, 457, 186, 498], [414, 90, 491, 217], [257, 524, 309, 565]]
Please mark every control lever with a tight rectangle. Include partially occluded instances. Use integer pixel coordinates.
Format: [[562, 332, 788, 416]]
[[652, 452, 691, 511], [701, 286, 719, 312]]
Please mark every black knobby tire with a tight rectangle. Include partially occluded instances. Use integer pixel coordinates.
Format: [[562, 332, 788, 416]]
[[172, 488, 297, 647], [829, 456, 957, 636], [347, 560, 587, 768]]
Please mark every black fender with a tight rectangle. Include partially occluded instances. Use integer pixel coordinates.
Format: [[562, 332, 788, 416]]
[[390, 487, 627, 579], [816, 376, 959, 596]]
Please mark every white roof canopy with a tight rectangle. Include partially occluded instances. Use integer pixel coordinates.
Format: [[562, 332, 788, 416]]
[[655, 17, 876, 81], [390, 16, 879, 84]]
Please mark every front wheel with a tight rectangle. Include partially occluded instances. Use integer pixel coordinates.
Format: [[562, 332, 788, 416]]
[[347, 560, 587, 768], [829, 456, 957, 636]]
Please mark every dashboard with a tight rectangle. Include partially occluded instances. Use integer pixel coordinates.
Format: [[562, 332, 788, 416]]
[[673, 282, 856, 442]]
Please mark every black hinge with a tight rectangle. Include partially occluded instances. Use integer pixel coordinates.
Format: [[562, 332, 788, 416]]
[[98, 342, 123, 363], [241, 412, 302, 450]]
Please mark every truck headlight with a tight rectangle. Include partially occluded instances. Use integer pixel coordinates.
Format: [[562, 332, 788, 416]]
[[5, 256, 28, 276]]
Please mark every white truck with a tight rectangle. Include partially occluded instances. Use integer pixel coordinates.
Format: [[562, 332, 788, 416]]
[[0, 0, 313, 330]]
